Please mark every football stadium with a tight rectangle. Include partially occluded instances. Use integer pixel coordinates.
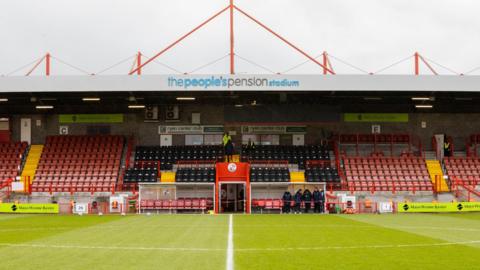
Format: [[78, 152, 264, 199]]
[[1, 1, 480, 269]]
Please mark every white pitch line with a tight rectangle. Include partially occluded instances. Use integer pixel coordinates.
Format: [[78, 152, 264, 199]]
[[0, 243, 222, 252], [2, 225, 479, 233], [0, 240, 479, 253], [235, 240, 480, 252], [226, 214, 234, 270]]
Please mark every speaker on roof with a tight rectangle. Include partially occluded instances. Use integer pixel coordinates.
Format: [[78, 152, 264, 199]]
[[165, 105, 180, 121], [145, 105, 159, 121]]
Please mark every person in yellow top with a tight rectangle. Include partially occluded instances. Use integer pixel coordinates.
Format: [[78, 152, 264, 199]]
[[223, 132, 232, 162], [443, 134, 452, 157], [222, 132, 231, 146]]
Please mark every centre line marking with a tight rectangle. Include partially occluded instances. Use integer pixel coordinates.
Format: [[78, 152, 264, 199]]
[[227, 214, 234, 270]]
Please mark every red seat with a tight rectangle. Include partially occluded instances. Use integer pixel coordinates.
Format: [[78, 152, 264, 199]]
[[154, 200, 162, 209], [184, 199, 192, 209], [192, 199, 200, 209], [273, 200, 282, 209], [146, 200, 154, 209], [265, 200, 273, 209], [200, 199, 207, 209], [177, 199, 185, 209], [257, 200, 266, 208]]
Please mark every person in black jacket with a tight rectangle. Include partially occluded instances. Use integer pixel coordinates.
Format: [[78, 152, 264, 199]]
[[245, 138, 256, 156], [294, 189, 303, 214], [282, 190, 292, 213], [319, 189, 325, 213], [313, 187, 321, 213], [225, 139, 234, 162], [303, 189, 312, 213]]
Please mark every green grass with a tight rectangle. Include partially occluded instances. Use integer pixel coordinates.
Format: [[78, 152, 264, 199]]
[[0, 213, 480, 269]]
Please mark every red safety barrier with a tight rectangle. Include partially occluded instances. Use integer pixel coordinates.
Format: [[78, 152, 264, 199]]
[[0, 178, 13, 199], [451, 177, 480, 201]]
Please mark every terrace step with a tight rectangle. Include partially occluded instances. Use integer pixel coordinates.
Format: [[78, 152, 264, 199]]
[[290, 171, 305, 183], [161, 172, 176, 183], [426, 160, 449, 192], [20, 145, 44, 191]]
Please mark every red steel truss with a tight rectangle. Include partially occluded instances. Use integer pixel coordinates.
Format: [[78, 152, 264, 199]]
[[9, 2, 467, 77], [128, 0, 334, 75]]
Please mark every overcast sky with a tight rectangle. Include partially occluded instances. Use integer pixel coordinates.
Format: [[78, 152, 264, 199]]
[[1, 0, 479, 76]]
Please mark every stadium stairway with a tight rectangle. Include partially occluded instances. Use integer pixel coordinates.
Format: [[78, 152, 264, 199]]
[[160, 172, 175, 183], [426, 160, 449, 192], [224, 154, 240, 162], [20, 145, 43, 188], [290, 171, 305, 183]]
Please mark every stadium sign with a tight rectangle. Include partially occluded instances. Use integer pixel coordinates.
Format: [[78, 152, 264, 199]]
[[344, 113, 409, 123], [74, 203, 89, 215], [398, 202, 480, 213], [0, 203, 59, 214], [378, 202, 393, 213], [158, 125, 224, 134], [167, 76, 300, 90], [241, 126, 307, 134], [59, 114, 124, 123], [3, 75, 480, 92], [227, 163, 237, 173]]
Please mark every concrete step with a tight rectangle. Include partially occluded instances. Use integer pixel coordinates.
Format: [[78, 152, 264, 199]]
[[426, 160, 449, 192], [20, 145, 44, 189]]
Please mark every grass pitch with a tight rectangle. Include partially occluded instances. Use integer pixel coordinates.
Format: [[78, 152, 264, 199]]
[[0, 213, 480, 270]]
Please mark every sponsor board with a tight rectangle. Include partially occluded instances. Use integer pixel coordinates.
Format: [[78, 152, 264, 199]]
[[3, 75, 480, 93], [158, 125, 224, 134], [398, 202, 480, 213], [0, 203, 59, 214], [109, 195, 127, 213], [336, 194, 356, 209], [74, 203, 89, 214], [167, 76, 300, 90], [344, 113, 409, 123], [379, 202, 393, 213], [59, 114, 124, 124], [241, 126, 307, 134]]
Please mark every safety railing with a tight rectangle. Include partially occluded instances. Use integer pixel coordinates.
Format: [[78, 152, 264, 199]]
[[177, 160, 217, 166], [451, 177, 480, 201], [0, 178, 14, 199], [336, 133, 422, 157], [32, 182, 117, 196], [341, 181, 433, 195]]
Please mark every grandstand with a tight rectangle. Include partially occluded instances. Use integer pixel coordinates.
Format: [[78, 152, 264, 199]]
[[2, 1, 480, 269], [1, 126, 479, 213]]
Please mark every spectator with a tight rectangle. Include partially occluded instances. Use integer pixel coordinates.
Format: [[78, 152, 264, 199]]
[[303, 188, 312, 213], [246, 138, 256, 155], [313, 187, 321, 213], [444, 134, 452, 157], [294, 189, 303, 214], [319, 188, 325, 213], [282, 190, 292, 213], [223, 132, 232, 147], [225, 139, 234, 162]]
